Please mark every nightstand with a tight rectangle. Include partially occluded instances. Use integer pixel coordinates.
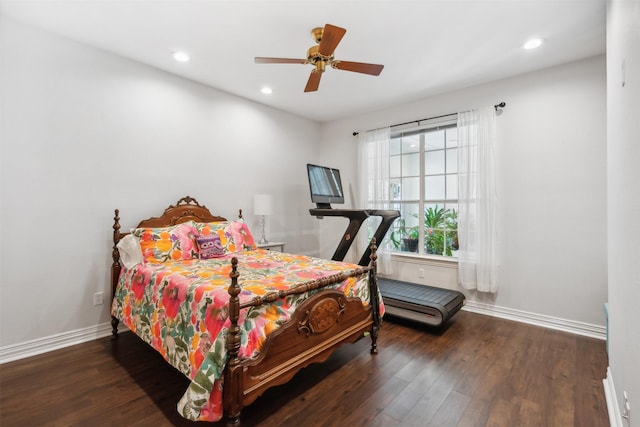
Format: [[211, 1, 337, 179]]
[[256, 241, 285, 252]]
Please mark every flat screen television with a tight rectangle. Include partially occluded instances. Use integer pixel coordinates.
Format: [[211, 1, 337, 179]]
[[307, 163, 344, 209]]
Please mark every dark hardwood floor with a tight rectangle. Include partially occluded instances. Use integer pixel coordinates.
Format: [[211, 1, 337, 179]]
[[0, 311, 609, 426]]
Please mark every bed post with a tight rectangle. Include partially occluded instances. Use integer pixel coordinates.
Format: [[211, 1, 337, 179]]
[[224, 257, 242, 427], [368, 238, 380, 354], [111, 209, 121, 339]]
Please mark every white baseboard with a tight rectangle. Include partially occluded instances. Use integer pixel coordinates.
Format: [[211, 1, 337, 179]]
[[462, 300, 606, 340], [1, 301, 606, 364], [0, 322, 125, 364], [603, 367, 623, 427]]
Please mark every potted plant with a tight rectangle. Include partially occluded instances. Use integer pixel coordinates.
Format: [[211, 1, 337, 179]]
[[422, 205, 447, 255], [390, 218, 419, 253], [402, 227, 419, 252]]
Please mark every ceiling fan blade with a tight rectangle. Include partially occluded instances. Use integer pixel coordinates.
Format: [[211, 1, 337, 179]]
[[333, 61, 384, 76], [304, 71, 322, 92], [255, 57, 308, 64], [318, 24, 346, 56]]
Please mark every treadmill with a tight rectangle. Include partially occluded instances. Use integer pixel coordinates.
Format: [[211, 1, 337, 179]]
[[310, 207, 465, 327]]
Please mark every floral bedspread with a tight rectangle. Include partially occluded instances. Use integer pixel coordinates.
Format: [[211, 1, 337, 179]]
[[111, 249, 380, 422]]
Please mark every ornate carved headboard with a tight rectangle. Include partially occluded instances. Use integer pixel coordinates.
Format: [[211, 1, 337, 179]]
[[133, 196, 228, 228]]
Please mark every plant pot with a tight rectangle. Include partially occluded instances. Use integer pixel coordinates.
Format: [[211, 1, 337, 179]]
[[402, 238, 419, 253]]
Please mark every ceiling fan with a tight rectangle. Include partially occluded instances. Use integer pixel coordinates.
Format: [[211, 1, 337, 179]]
[[255, 24, 384, 92]]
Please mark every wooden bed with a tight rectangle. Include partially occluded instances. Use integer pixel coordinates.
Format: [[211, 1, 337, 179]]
[[110, 196, 381, 426]]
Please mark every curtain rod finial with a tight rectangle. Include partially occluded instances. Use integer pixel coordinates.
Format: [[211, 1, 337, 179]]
[[494, 102, 506, 111]]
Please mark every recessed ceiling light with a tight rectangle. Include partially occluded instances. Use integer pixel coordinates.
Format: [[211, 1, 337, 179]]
[[172, 51, 190, 62], [523, 38, 543, 50], [261, 87, 273, 95]]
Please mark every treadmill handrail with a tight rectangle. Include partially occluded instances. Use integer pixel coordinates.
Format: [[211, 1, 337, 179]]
[[310, 208, 400, 266]]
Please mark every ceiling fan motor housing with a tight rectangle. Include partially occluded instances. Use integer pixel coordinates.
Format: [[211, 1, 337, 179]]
[[307, 45, 331, 72]]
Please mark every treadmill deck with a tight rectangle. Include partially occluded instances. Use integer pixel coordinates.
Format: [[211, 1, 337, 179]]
[[378, 278, 465, 327]]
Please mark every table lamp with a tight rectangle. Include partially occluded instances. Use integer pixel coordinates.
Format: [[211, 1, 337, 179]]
[[253, 194, 273, 244]]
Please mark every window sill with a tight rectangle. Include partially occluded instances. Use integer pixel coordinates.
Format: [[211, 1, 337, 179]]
[[390, 251, 459, 267]]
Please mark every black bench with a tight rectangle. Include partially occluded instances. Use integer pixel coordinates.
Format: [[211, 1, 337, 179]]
[[378, 278, 465, 327]]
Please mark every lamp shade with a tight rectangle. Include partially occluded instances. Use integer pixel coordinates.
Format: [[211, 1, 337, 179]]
[[254, 194, 273, 216]]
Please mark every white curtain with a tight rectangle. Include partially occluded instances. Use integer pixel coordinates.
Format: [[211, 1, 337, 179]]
[[457, 106, 498, 292], [358, 127, 394, 275]]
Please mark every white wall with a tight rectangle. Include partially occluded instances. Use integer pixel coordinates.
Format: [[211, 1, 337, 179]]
[[320, 55, 607, 328], [0, 19, 320, 349], [606, 0, 640, 422], [0, 17, 612, 361]]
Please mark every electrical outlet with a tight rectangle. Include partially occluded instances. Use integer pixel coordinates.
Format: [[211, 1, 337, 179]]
[[93, 292, 104, 306], [418, 268, 424, 278]]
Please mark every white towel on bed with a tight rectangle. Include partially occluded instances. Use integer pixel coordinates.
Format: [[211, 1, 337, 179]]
[[117, 234, 143, 268]]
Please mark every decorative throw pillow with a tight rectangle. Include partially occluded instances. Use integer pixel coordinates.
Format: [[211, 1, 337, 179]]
[[196, 234, 225, 259], [132, 221, 198, 263]]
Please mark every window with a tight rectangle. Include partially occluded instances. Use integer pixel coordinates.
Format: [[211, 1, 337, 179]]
[[387, 121, 459, 257]]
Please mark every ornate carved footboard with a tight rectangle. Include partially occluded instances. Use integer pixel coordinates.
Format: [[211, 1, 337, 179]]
[[224, 247, 380, 426], [110, 197, 381, 426]]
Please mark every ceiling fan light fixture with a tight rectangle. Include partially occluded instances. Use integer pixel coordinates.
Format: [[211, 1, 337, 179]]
[[523, 38, 543, 50], [172, 51, 190, 62], [311, 27, 324, 44]]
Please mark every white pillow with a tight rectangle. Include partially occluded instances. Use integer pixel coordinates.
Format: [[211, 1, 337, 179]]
[[117, 234, 144, 268]]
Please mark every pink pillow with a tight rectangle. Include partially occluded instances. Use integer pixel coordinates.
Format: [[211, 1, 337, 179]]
[[132, 221, 198, 263], [195, 221, 256, 253]]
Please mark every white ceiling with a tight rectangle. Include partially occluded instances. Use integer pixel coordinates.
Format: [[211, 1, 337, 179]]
[[2, 0, 606, 122]]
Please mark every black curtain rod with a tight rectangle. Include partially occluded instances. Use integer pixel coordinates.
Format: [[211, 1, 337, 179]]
[[352, 101, 506, 136]]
